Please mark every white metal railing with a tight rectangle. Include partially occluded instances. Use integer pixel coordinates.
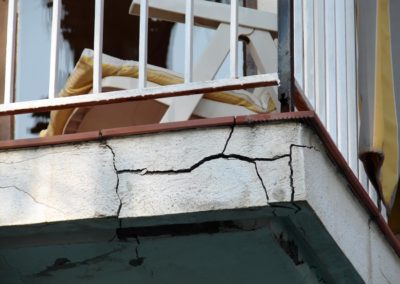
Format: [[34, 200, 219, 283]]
[[184, 0, 194, 83], [294, 0, 383, 212], [2, 0, 277, 115], [48, 0, 62, 99], [4, 0, 17, 105], [93, 0, 104, 94], [2, 0, 381, 212]]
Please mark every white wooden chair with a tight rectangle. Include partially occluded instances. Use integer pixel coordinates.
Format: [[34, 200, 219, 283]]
[[63, 75, 259, 134], [56, 1, 278, 135], [129, 0, 279, 122]]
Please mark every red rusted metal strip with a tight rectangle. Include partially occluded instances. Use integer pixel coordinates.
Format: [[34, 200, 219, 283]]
[[306, 112, 400, 257]]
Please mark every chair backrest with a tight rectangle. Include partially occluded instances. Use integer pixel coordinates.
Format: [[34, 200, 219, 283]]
[[129, 0, 279, 121], [129, 0, 277, 32]]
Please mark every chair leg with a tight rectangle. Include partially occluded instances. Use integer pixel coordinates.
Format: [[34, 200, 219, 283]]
[[247, 30, 280, 109], [160, 23, 231, 122]]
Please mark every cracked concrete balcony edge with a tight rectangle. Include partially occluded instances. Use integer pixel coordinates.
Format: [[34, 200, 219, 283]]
[[1, 120, 400, 283], [0, 121, 316, 227]]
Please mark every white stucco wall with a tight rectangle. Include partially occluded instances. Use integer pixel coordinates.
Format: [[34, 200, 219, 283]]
[[0, 123, 308, 226]]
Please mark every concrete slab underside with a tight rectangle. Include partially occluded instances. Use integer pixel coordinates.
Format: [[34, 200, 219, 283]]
[[0, 122, 399, 283], [0, 212, 359, 284]]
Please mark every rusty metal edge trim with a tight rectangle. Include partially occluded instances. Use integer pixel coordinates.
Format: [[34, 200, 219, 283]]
[[0, 113, 315, 150], [306, 113, 400, 258], [100, 116, 235, 139], [0, 131, 101, 150]]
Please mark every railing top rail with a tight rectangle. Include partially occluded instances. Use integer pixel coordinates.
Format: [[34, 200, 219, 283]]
[[0, 73, 279, 116]]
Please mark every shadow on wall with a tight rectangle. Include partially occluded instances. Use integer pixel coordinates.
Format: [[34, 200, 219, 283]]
[[27, 0, 174, 136], [44, 0, 173, 66]]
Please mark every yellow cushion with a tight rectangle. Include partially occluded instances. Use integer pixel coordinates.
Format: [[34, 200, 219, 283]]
[[41, 49, 275, 136]]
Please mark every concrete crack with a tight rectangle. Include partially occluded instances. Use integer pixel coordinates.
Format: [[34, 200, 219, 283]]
[[117, 153, 290, 176], [270, 203, 300, 216], [254, 162, 269, 201], [288, 144, 318, 211], [34, 246, 125, 277], [101, 141, 123, 218], [222, 117, 236, 154], [0, 149, 78, 165], [100, 125, 317, 214], [129, 236, 145, 267], [0, 185, 64, 214], [117, 152, 290, 205]]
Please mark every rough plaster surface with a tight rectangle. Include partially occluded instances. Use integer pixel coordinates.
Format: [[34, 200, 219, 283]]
[[299, 147, 400, 283], [0, 122, 399, 281], [0, 123, 311, 226], [118, 158, 290, 218], [0, 143, 119, 226]]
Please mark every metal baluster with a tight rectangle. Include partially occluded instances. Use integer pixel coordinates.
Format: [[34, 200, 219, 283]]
[[93, 0, 104, 94], [325, 0, 337, 143], [185, 0, 194, 83], [139, 0, 149, 89], [4, 0, 17, 104], [314, 0, 326, 125], [230, 0, 238, 78], [294, 0, 304, 90], [346, 0, 358, 174], [278, 0, 295, 111], [303, 0, 315, 108], [336, 0, 348, 160], [48, 0, 62, 99]]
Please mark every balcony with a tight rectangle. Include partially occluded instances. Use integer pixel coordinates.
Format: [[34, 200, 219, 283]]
[[0, 0, 399, 282]]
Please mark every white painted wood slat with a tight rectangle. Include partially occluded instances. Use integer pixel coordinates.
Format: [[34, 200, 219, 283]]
[[130, 0, 277, 32], [325, 0, 337, 144], [336, 0, 349, 160], [313, 0, 326, 125], [346, 0, 358, 173]]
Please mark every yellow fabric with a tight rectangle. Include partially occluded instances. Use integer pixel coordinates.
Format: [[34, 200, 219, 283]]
[[42, 55, 275, 137], [373, 0, 398, 205]]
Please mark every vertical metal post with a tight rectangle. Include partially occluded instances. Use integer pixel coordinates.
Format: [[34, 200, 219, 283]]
[[230, 0, 239, 79], [185, 0, 194, 83], [278, 0, 295, 112], [139, 0, 149, 89], [48, 0, 62, 99], [4, 0, 17, 104], [93, 0, 104, 94]]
